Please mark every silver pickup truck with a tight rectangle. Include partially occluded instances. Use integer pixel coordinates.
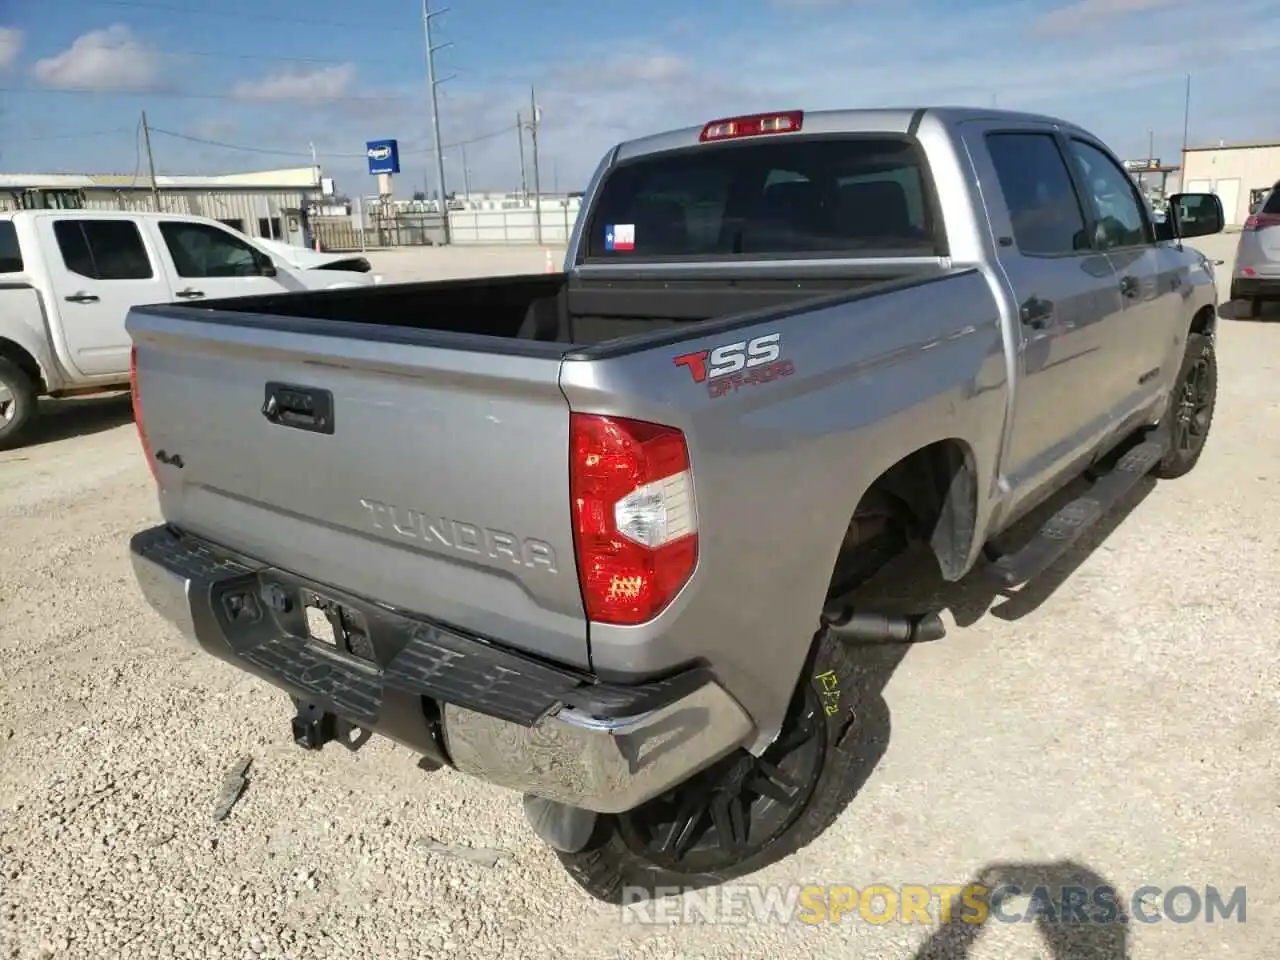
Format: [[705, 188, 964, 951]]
[[126, 107, 1223, 902]]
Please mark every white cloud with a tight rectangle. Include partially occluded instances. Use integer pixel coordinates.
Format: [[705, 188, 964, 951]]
[[71, 0, 1280, 197], [0, 26, 22, 71], [32, 25, 164, 91], [1034, 0, 1181, 35], [231, 64, 356, 103]]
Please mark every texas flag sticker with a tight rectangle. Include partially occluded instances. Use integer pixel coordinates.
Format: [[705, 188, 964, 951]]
[[605, 223, 635, 252]]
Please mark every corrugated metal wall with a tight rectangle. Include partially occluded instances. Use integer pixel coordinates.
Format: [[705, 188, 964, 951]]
[[79, 189, 318, 239]]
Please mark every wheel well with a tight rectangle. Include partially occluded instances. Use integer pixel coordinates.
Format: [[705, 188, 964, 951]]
[[837, 439, 978, 585], [0, 338, 45, 393], [1191, 304, 1215, 338]]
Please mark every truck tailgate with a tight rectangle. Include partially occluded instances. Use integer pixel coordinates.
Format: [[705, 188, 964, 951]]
[[127, 308, 588, 668]]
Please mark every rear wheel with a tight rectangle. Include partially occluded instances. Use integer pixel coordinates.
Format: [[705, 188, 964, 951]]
[[1152, 332, 1216, 479], [556, 627, 876, 904], [1244, 297, 1264, 320], [0, 358, 37, 452]]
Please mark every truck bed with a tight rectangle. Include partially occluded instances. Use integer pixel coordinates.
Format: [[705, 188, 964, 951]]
[[179, 266, 937, 347]]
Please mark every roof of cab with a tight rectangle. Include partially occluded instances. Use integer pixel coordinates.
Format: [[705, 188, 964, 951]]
[[612, 105, 1081, 163]]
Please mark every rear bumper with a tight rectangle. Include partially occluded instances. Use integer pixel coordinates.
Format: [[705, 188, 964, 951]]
[[1232, 277, 1280, 299], [129, 525, 753, 813]]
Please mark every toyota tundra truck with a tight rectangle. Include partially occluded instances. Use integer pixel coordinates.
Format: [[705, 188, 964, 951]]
[[125, 107, 1224, 902]]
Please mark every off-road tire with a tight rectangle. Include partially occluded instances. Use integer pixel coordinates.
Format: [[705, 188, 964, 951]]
[[556, 626, 881, 904], [0, 357, 37, 452], [1152, 332, 1216, 479]]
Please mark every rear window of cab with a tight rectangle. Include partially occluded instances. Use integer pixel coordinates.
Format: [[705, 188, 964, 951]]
[[584, 136, 941, 261]]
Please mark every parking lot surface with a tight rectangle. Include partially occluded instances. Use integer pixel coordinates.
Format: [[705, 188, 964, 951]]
[[1, 236, 1276, 959]]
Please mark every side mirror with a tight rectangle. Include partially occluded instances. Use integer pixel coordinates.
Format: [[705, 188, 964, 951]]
[[1168, 192, 1225, 239], [255, 253, 278, 277]]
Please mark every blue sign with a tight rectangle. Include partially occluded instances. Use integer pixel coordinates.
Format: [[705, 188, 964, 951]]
[[366, 139, 400, 176]]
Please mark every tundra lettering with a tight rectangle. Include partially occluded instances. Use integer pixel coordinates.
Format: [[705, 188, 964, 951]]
[[358, 498, 558, 573]]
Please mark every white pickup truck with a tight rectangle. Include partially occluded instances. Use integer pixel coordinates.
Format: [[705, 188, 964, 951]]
[[0, 209, 379, 449]]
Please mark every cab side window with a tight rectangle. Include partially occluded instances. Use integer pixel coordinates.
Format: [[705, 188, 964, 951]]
[[0, 222, 22, 273], [986, 132, 1090, 256], [52, 220, 154, 280], [158, 221, 264, 278], [1065, 139, 1150, 249]]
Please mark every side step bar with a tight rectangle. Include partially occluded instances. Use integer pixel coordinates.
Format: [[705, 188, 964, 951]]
[[987, 438, 1167, 589]]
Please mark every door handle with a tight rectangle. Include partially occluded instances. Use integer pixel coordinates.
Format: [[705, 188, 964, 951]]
[[1119, 275, 1140, 299], [64, 292, 99, 304], [262, 382, 334, 435], [1019, 296, 1054, 329], [175, 288, 206, 299]]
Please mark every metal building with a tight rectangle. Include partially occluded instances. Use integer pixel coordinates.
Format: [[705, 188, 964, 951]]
[[1180, 141, 1280, 227], [0, 166, 325, 246]]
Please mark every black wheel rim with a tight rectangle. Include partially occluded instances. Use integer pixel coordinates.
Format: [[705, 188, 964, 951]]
[[617, 680, 827, 874], [1173, 356, 1213, 456]]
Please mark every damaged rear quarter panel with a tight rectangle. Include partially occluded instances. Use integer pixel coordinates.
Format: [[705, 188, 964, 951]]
[[558, 269, 1007, 747]]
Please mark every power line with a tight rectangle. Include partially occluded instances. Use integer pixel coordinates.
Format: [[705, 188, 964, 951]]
[[156, 48, 354, 67], [23, 128, 134, 142], [86, 0, 406, 31], [0, 85, 417, 104], [148, 123, 517, 158]]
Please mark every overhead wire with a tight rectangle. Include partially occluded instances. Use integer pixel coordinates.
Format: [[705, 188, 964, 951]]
[[148, 123, 519, 159]]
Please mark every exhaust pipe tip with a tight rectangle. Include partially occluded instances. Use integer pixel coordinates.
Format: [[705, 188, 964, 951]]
[[523, 794, 598, 853], [821, 606, 947, 644]]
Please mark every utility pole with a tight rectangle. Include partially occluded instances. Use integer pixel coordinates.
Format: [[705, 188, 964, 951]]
[[517, 111, 527, 201], [460, 143, 471, 196], [140, 110, 160, 212], [530, 85, 542, 245], [1181, 73, 1191, 155], [422, 0, 454, 243]]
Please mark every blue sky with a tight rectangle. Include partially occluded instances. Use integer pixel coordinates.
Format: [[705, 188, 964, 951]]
[[2, 0, 1280, 197]]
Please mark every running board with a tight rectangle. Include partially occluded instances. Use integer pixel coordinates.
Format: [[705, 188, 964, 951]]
[[987, 438, 1167, 589]]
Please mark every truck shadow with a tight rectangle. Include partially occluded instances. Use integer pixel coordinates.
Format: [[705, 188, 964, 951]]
[[853, 471, 1156, 630], [1218, 298, 1280, 321], [22, 393, 134, 447], [911, 859, 1130, 959]]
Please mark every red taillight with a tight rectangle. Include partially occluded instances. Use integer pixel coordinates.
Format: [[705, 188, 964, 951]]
[[699, 110, 804, 143], [1244, 213, 1280, 231], [569, 413, 698, 626], [130, 346, 158, 482]]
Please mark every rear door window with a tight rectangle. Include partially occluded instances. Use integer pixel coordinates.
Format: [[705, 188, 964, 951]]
[[985, 132, 1090, 256], [0, 222, 21, 273], [158, 221, 263, 277], [585, 136, 941, 259], [52, 220, 154, 280]]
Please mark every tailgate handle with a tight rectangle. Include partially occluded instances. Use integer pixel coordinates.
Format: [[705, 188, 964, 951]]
[[262, 382, 334, 435]]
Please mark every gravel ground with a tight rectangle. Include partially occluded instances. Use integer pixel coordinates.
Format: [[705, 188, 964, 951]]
[[1, 236, 1277, 959]]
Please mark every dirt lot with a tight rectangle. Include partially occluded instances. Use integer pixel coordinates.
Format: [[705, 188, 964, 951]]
[[1, 236, 1276, 959]]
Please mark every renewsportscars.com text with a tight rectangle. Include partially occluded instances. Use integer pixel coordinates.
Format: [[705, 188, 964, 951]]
[[620, 883, 1247, 926]]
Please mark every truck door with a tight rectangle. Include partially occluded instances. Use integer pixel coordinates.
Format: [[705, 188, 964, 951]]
[[966, 125, 1129, 514], [1061, 135, 1182, 412], [36, 215, 174, 377], [148, 219, 305, 302]]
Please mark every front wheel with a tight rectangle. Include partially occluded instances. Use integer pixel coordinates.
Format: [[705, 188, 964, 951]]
[[0, 358, 38, 452], [556, 627, 880, 904], [1152, 332, 1216, 479]]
